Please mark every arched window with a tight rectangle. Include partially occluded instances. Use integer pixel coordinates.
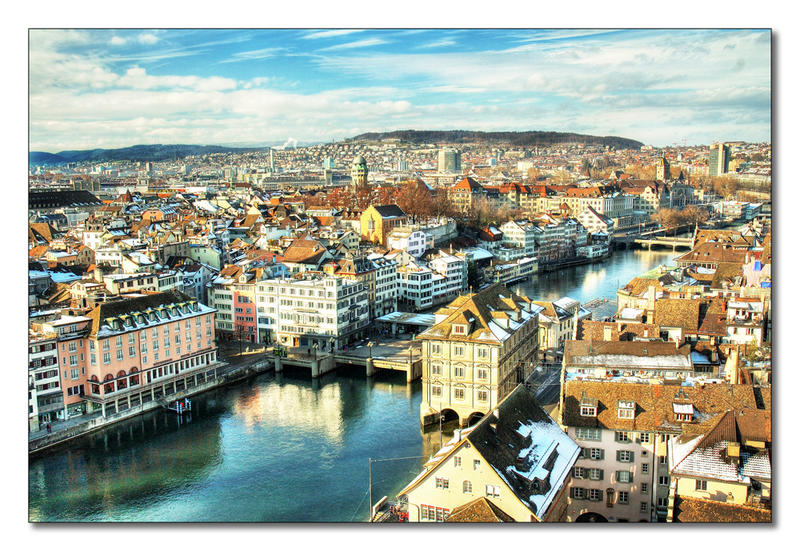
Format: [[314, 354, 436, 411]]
[[129, 367, 140, 386]]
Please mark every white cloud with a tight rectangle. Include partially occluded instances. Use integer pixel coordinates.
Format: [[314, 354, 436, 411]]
[[417, 39, 456, 49], [220, 47, 282, 63], [110, 36, 126, 46], [303, 29, 363, 40], [137, 33, 159, 45], [318, 38, 387, 51]]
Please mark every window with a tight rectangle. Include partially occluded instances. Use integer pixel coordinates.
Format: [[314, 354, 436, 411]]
[[477, 390, 488, 402], [473, 460, 481, 471], [588, 468, 604, 481], [641, 483, 649, 494], [485, 485, 500, 498], [657, 497, 669, 508], [640, 502, 649, 513], [115, 336, 123, 348], [695, 479, 707, 491], [432, 385, 442, 397], [575, 427, 602, 441], [431, 365, 441, 376], [618, 400, 635, 419], [454, 366, 464, 378], [617, 450, 634, 463], [454, 346, 464, 356], [454, 388, 465, 400], [588, 448, 604, 460], [431, 344, 441, 355], [571, 487, 586, 500], [435, 477, 449, 489], [615, 431, 631, 443], [116, 350, 123, 361], [616, 471, 632, 483], [641, 463, 649, 474], [463, 480, 472, 494], [103, 352, 110, 364], [453, 456, 461, 467], [70, 368, 79, 380], [658, 476, 669, 486], [580, 405, 597, 417], [477, 368, 488, 380], [129, 346, 136, 357], [619, 491, 629, 504], [639, 432, 650, 443], [68, 341, 77, 352], [573, 467, 586, 479], [588, 489, 603, 502], [659, 455, 667, 465], [103, 340, 110, 351], [477, 348, 488, 359]]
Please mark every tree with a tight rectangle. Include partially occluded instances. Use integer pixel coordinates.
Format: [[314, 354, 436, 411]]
[[396, 180, 433, 220], [681, 205, 709, 227]]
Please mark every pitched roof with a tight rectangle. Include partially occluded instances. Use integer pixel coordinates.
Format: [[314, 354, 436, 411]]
[[676, 242, 749, 266], [466, 384, 581, 520], [281, 238, 329, 265], [654, 299, 701, 331], [577, 320, 660, 341], [418, 283, 538, 344], [672, 496, 771, 523], [446, 497, 515, 523], [562, 380, 757, 434], [372, 205, 406, 218], [563, 340, 692, 370]]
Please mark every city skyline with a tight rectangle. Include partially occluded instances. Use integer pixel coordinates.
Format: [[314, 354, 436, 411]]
[[29, 28, 771, 152]]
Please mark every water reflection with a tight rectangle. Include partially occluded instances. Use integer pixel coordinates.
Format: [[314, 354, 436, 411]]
[[29, 250, 673, 522]]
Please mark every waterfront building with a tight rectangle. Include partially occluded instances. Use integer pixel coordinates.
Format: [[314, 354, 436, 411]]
[[254, 274, 369, 350], [560, 379, 761, 522], [499, 219, 537, 257], [28, 331, 61, 431], [399, 383, 580, 522], [418, 283, 542, 428]]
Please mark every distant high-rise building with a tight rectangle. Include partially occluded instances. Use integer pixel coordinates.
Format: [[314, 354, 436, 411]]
[[438, 148, 461, 174], [709, 143, 730, 178], [656, 156, 670, 181], [323, 157, 335, 170], [351, 156, 368, 187]]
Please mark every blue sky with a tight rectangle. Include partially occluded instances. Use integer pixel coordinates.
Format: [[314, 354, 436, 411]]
[[28, 29, 771, 152]]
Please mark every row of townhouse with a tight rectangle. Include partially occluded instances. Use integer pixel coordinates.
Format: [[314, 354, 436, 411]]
[[559, 377, 769, 522], [28, 291, 222, 429]]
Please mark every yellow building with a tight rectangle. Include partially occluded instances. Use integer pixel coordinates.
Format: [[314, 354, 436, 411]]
[[398, 384, 580, 522], [418, 283, 542, 428], [359, 205, 407, 246], [667, 408, 771, 522]]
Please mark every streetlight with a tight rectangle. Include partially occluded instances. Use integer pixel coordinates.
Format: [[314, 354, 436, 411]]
[[368, 341, 374, 359]]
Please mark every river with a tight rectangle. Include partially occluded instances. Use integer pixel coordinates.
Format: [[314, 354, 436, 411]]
[[28, 248, 676, 522]]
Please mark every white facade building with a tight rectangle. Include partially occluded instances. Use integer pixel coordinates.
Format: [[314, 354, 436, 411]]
[[255, 275, 370, 350]]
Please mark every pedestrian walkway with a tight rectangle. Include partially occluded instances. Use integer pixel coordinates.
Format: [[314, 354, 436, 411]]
[[29, 411, 102, 442]]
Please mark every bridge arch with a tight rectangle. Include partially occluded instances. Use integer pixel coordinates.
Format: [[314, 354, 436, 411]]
[[575, 512, 608, 522], [465, 411, 485, 427], [439, 408, 460, 426]]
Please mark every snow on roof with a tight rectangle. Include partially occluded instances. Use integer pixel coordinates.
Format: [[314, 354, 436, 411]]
[[618, 307, 644, 319], [50, 272, 82, 283], [488, 320, 511, 342]]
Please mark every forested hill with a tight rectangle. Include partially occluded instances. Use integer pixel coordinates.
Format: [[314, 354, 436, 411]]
[[29, 144, 264, 165], [351, 130, 643, 150]]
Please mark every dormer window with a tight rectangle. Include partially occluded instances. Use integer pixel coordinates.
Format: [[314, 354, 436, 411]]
[[453, 324, 467, 335], [618, 400, 635, 419], [580, 405, 597, 417], [673, 403, 694, 422]]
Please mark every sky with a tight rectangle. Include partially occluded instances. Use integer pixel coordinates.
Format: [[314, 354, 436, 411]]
[[28, 28, 771, 152]]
